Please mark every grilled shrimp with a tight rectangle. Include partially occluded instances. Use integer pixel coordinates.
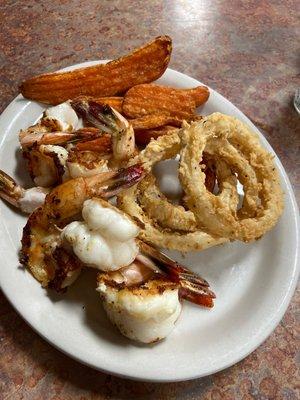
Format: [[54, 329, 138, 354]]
[[71, 98, 135, 164], [19, 102, 80, 149], [98, 267, 182, 343], [97, 241, 215, 343], [0, 169, 49, 213], [20, 164, 145, 289], [22, 127, 111, 187], [59, 196, 214, 343], [21, 100, 135, 187]]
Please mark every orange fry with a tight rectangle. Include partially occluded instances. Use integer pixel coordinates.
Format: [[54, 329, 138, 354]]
[[130, 114, 183, 130], [20, 36, 172, 105], [73, 96, 123, 113], [123, 83, 209, 118], [74, 133, 112, 153], [135, 125, 179, 146], [187, 86, 210, 107], [131, 113, 202, 130]]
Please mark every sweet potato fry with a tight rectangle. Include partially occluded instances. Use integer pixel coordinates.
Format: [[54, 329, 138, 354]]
[[130, 114, 183, 130], [20, 36, 172, 105], [122, 84, 209, 118], [187, 86, 210, 107], [74, 134, 112, 153], [130, 113, 202, 130], [73, 96, 123, 113], [135, 125, 179, 146]]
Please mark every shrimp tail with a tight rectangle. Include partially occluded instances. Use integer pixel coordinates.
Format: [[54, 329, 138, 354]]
[[101, 164, 146, 198], [71, 98, 135, 163], [0, 169, 24, 208], [137, 240, 215, 307], [71, 98, 123, 133]]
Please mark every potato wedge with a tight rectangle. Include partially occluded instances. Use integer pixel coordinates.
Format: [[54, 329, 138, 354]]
[[135, 125, 179, 146], [73, 96, 123, 113], [130, 113, 202, 131], [123, 83, 209, 118], [130, 114, 183, 130], [20, 36, 172, 105], [74, 134, 112, 153]]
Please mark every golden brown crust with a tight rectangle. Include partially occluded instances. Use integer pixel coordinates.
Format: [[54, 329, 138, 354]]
[[118, 132, 227, 251], [20, 36, 172, 104], [138, 174, 198, 232], [179, 113, 284, 241]]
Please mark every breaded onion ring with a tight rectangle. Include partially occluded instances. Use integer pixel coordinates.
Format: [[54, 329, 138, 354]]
[[117, 185, 226, 251], [119, 131, 237, 251], [139, 174, 197, 232], [139, 156, 237, 233], [179, 113, 284, 242]]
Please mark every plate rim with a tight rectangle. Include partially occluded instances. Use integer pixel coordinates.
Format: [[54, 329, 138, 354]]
[[0, 61, 299, 382]]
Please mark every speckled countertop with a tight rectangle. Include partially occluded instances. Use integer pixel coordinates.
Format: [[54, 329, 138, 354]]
[[0, 1, 299, 399]]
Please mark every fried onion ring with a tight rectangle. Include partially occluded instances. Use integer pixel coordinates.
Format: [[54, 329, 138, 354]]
[[179, 113, 284, 242], [117, 185, 227, 251], [139, 156, 237, 233], [139, 174, 197, 232], [119, 131, 238, 251]]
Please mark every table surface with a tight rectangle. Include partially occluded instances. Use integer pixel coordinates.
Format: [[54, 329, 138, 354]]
[[0, 1, 299, 399]]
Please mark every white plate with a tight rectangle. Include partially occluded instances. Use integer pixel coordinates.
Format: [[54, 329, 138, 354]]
[[0, 62, 299, 382]]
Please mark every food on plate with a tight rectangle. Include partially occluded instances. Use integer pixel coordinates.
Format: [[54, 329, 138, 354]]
[[72, 130, 111, 153], [130, 113, 202, 132], [97, 240, 215, 343], [19, 100, 137, 188], [20, 36, 172, 104], [20, 164, 145, 288], [122, 83, 209, 118], [179, 113, 284, 241], [76, 96, 124, 113], [62, 199, 140, 271], [134, 125, 179, 146], [19, 180, 214, 341], [66, 149, 111, 178], [137, 240, 215, 307], [23, 145, 69, 187], [138, 155, 216, 232], [0, 169, 49, 213], [70, 98, 135, 164], [98, 270, 182, 343], [130, 113, 183, 130], [19, 102, 80, 149], [0, 36, 285, 345], [118, 130, 237, 251]]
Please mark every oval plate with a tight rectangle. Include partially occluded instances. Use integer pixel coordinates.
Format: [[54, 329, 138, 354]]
[[0, 62, 299, 382]]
